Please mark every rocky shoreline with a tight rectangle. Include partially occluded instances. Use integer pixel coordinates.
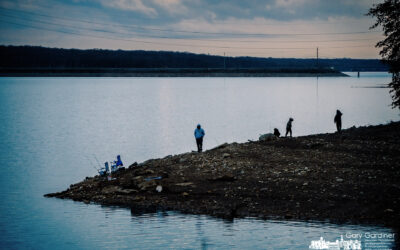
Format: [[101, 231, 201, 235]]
[[45, 122, 400, 228]]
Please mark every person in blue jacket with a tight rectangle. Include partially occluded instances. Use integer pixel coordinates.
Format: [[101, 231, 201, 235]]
[[115, 155, 123, 167], [194, 124, 205, 152]]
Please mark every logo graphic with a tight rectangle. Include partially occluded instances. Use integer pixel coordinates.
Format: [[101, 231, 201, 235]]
[[309, 236, 361, 249], [309, 233, 395, 250]]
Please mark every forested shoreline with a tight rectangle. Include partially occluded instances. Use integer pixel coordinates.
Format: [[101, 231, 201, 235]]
[[0, 45, 388, 72]]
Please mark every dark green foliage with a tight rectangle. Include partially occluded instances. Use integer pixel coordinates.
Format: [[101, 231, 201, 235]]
[[368, 0, 400, 109]]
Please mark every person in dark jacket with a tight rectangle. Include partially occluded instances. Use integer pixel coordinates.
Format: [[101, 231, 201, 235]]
[[334, 110, 343, 132], [194, 124, 205, 152], [274, 128, 281, 138], [285, 118, 294, 137]]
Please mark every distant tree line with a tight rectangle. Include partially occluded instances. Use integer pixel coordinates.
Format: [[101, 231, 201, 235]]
[[0, 45, 388, 72]]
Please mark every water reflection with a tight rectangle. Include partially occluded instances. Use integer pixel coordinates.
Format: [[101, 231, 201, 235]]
[[124, 208, 396, 249]]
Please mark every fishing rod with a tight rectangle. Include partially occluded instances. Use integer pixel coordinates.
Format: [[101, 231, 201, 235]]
[[93, 154, 103, 169], [85, 155, 100, 172], [213, 136, 220, 146]]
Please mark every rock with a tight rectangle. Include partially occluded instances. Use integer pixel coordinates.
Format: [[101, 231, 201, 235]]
[[223, 153, 231, 158], [129, 162, 138, 168], [284, 214, 293, 219], [303, 182, 308, 186], [175, 182, 194, 186], [138, 180, 157, 190], [259, 133, 276, 141], [384, 209, 394, 213], [145, 169, 155, 174], [101, 186, 120, 194], [182, 192, 189, 196], [133, 196, 145, 201], [179, 158, 186, 163], [117, 189, 138, 195], [211, 174, 235, 182], [156, 185, 163, 192], [308, 143, 323, 149], [133, 176, 144, 184], [101, 186, 138, 195], [212, 143, 229, 150], [92, 195, 106, 200], [336, 178, 344, 182], [298, 171, 306, 176], [161, 172, 169, 178]]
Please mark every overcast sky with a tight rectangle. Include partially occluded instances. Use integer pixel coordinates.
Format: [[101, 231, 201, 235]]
[[0, 0, 385, 58]]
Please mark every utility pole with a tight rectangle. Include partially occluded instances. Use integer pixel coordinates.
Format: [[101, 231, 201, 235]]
[[223, 52, 226, 70], [316, 47, 319, 69]]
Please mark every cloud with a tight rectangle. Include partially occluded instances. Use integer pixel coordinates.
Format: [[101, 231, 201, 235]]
[[275, 0, 307, 7], [0, 0, 384, 58], [99, 0, 157, 17], [151, 0, 187, 15], [178, 0, 383, 21]]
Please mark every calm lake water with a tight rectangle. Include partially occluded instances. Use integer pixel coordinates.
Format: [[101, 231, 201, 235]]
[[0, 73, 398, 249]]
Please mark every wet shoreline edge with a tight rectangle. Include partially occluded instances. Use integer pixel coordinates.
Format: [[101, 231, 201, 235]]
[[45, 122, 400, 230]]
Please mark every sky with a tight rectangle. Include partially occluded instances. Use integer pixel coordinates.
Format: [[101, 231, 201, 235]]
[[0, 0, 386, 59]]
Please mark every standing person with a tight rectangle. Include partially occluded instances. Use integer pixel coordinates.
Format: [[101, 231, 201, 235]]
[[285, 118, 294, 137], [334, 110, 343, 133], [194, 124, 205, 152]]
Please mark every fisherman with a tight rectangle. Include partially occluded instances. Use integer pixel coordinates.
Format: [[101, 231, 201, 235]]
[[274, 128, 281, 138], [334, 110, 343, 133], [98, 162, 108, 176], [285, 118, 294, 137], [115, 155, 123, 167], [194, 124, 205, 152]]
